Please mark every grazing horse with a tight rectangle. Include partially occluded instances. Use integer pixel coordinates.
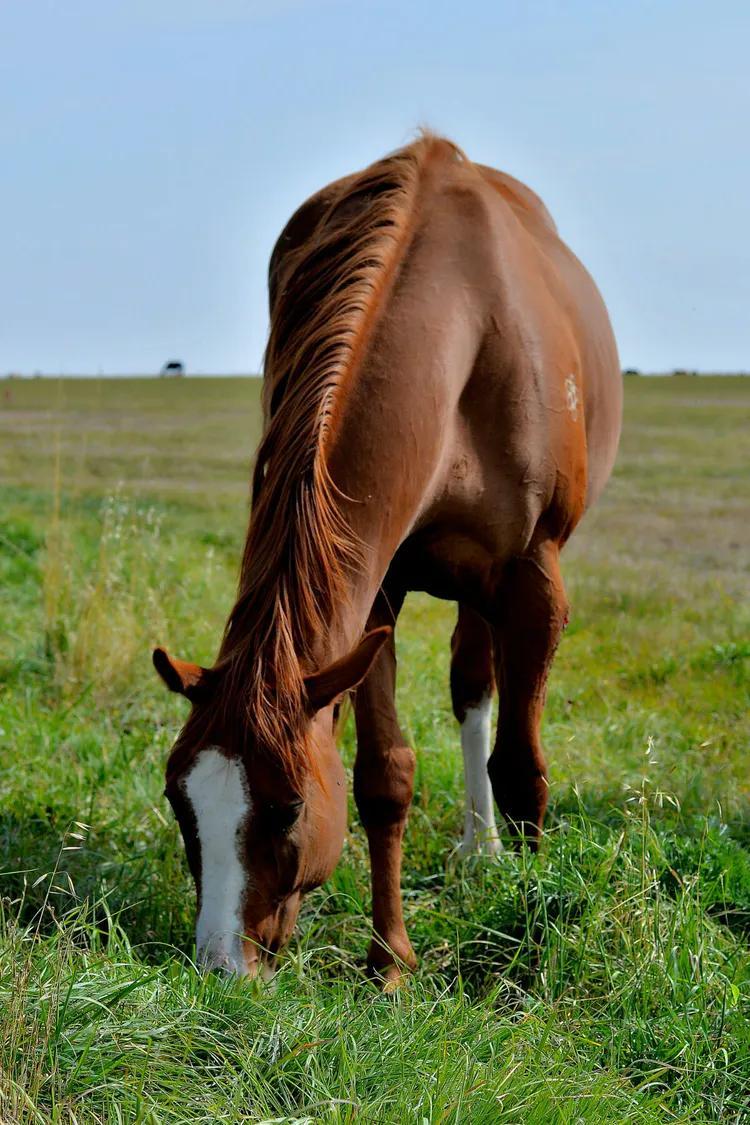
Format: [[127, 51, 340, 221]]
[[154, 134, 622, 982]]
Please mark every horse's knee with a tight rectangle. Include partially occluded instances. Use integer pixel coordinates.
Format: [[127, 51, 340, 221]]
[[354, 744, 415, 828]]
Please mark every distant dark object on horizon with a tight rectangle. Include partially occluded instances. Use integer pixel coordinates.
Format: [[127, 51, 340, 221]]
[[160, 360, 185, 377], [623, 368, 641, 376]]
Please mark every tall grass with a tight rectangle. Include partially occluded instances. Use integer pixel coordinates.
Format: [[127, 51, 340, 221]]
[[2, 782, 748, 1123], [42, 489, 169, 702]]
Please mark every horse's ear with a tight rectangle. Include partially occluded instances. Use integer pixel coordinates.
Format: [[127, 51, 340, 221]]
[[152, 648, 215, 704], [304, 626, 391, 712]]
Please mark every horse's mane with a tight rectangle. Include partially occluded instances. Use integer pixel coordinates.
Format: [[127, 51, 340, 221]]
[[217, 133, 462, 786]]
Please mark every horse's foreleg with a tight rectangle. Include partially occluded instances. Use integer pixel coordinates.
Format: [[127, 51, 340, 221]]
[[488, 541, 568, 849], [450, 603, 498, 855], [353, 589, 416, 984]]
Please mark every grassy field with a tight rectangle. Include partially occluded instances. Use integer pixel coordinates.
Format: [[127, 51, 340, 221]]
[[1, 374, 749, 1123]]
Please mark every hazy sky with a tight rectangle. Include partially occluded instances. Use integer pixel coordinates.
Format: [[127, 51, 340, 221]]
[[2, 0, 748, 374]]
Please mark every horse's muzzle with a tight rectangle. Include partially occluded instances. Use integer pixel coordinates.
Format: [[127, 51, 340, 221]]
[[199, 936, 276, 981]]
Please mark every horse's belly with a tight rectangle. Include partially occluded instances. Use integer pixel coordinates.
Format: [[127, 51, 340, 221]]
[[396, 472, 543, 608]]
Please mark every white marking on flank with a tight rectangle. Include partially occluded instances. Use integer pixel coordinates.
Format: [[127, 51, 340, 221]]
[[565, 372, 579, 420], [459, 695, 500, 856], [183, 748, 251, 975]]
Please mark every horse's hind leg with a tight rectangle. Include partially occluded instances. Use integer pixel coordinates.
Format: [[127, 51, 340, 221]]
[[489, 540, 568, 849], [450, 603, 499, 856], [353, 586, 417, 982]]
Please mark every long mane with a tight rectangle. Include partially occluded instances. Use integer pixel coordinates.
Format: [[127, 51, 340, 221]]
[[218, 134, 459, 784]]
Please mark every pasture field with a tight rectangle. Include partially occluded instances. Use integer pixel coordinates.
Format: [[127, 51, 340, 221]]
[[1, 374, 749, 1123]]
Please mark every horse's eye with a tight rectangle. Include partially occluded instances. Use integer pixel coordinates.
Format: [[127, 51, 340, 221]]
[[266, 800, 304, 834]]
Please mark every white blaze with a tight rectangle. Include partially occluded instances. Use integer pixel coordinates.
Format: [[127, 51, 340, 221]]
[[459, 695, 500, 856], [182, 748, 251, 974]]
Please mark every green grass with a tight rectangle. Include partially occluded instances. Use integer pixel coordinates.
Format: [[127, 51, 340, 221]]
[[1, 375, 749, 1123]]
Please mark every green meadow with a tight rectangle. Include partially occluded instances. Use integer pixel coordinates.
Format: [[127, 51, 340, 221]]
[[1, 374, 748, 1123]]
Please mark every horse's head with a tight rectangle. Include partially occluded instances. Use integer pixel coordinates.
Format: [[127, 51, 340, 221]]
[[153, 627, 389, 978]]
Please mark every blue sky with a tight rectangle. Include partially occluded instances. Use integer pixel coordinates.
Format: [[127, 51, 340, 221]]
[[1, 0, 747, 374]]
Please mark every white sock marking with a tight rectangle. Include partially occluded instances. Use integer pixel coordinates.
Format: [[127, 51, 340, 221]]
[[182, 748, 252, 974], [459, 695, 499, 856]]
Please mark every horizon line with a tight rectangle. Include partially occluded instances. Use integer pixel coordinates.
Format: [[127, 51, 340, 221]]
[[3, 370, 749, 380]]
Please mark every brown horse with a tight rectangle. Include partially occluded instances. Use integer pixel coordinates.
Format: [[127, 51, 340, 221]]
[[154, 134, 622, 983]]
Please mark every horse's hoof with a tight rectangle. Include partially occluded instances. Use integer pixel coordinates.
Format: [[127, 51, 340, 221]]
[[366, 938, 417, 990], [367, 960, 410, 992], [381, 964, 406, 993]]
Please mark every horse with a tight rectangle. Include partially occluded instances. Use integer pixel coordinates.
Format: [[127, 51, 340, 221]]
[[153, 134, 622, 984]]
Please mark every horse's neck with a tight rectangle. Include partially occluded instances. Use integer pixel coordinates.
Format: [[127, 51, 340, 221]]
[[322, 312, 471, 665]]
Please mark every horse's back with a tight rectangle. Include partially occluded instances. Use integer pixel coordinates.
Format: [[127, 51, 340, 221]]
[[475, 164, 559, 236], [269, 142, 622, 579]]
